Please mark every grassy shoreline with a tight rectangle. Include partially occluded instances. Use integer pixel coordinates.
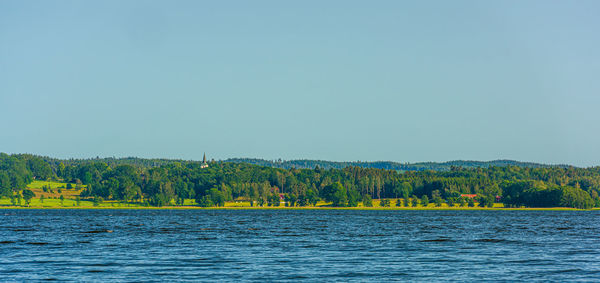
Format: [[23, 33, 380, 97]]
[[0, 205, 594, 211], [3, 181, 596, 211]]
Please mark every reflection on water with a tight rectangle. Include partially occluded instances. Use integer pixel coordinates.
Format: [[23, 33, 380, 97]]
[[1, 209, 599, 281]]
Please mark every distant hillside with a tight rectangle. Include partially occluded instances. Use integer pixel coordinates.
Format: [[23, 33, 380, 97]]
[[14, 154, 572, 171], [224, 158, 572, 171], [14, 154, 193, 169]]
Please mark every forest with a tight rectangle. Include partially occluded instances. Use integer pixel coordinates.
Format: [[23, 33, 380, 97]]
[[0, 153, 598, 209], [225, 158, 568, 171]]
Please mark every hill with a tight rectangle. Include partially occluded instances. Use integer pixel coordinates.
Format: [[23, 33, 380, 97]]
[[224, 158, 572, 171], [13, 153, 572, 172], [1, 153, 596, 209]]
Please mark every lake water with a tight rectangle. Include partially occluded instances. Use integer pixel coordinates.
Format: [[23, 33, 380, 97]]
[[1, 209, 599, 282]]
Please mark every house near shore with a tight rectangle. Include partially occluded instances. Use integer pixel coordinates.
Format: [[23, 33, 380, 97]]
[[461, 194, 477, 198]]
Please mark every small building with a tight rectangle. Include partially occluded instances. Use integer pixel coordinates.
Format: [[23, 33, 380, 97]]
[[460, 194, 477, 198]]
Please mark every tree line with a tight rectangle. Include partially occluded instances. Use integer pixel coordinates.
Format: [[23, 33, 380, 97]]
[[225, 158, 567, 171], [1, 153, 598, 209]]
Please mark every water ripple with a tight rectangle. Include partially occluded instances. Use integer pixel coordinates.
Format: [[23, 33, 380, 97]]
[[0, 209, 599, 282]]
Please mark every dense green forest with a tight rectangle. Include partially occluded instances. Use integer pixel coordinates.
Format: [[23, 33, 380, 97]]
[[0, 153, 598, 209], [226, 158, 570, 171], [20, 155, 568, 172]]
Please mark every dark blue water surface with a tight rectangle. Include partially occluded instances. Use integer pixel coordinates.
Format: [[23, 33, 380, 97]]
[[1, 209, 599, 282]]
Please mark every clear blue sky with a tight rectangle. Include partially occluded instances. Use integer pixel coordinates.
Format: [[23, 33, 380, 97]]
[[1, 1, 599, 166]]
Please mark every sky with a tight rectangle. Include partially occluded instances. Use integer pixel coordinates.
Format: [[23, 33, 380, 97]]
[[1, 1, 599, 166]]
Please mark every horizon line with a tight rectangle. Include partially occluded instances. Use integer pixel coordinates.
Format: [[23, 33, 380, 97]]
[[2, 152, 582, 168]]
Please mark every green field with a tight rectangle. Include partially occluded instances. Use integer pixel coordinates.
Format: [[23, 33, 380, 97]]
[[0, 180, 196, 208], [26, 180, 77, 190], [23, 180, 85, 199]]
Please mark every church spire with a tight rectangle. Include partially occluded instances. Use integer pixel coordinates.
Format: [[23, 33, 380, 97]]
[[201, 153, 209, 168]]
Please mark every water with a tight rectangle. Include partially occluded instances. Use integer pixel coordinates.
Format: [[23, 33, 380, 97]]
[[1, 209, 599, 282]]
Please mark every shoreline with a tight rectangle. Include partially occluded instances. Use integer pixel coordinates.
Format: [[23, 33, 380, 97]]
[[0, 206, 594, 211]]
